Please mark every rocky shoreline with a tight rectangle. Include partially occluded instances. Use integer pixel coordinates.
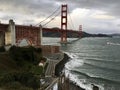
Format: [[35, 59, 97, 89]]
[[55, 53, 86, 90], [55, 53, 99, 90], [55, 53, 69, 77]]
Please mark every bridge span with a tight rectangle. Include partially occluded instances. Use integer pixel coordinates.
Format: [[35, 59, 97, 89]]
[[0, 19, 81, 46]]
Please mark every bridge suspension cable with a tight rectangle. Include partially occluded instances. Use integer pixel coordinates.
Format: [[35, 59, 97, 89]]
[[42, 11, 60, 27], [68, 7, 75, 30], [35, 6, 60, 26]]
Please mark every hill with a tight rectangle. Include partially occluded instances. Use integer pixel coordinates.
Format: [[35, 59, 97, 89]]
[[110, 33, 120, 38], [43, 28, 110, 38]]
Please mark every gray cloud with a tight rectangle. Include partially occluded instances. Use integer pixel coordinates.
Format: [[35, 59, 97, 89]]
[[0, 0, 120, 33], [0, 0, 120, 18], [0, 0, 58, 15], [0, 0, 60, 25], [54, 0, 120, 17]]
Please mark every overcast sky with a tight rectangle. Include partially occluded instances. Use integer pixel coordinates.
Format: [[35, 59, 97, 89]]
[[0, 0, 120, 34]]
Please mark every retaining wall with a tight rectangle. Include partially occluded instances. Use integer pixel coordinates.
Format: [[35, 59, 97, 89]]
[[40, 45, 60, 56]]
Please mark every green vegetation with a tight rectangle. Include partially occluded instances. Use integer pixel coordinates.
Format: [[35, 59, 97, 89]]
[[0, 72, 40, 90], [0, 46, 5, 52], [0, 46, 46, 90]]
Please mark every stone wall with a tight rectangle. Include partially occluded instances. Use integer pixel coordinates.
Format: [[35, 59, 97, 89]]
[[40, 45, 60, 56]]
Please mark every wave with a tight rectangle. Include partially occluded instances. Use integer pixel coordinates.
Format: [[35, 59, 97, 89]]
[[83, 59, 120, 71], [71, 69, 120, 84], [107, 42, 120, 46], [65, 52, 120, 72], [68, 38, 81, 43], [65, 52, 104, 90], [64, 52, 79, 59], [66, 67, 120, 90], [83, 62, 120, 72], [65, 69, 93, 90], [64, 52, 84, 70], [85, 58, 120, 63], [65, 69, 105, 90], [64, 52, 120, 90]]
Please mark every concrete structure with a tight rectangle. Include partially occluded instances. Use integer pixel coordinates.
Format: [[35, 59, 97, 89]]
[[15, 24, 41, 46], [0, 20, 41, 46], [5, 20, 16, 45], [0, 31, 5, 46], [41, 45, 60, 56]]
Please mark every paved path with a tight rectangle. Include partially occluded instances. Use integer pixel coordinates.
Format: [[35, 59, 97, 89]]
[[45, 53, 64, 77], [45, 59, 58, 77], [45, 78, 59, 90], [43, 53, 64, 90]]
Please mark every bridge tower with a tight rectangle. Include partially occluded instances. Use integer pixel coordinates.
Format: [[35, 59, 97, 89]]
[[79, 25, 82, 38], [61, 4, 67, 43]]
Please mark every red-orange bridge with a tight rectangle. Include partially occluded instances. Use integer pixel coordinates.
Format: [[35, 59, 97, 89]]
[[0, 20, 81, 46]]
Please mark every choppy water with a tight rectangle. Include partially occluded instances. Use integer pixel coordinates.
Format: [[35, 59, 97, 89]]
[[43, 37, 120, 90]]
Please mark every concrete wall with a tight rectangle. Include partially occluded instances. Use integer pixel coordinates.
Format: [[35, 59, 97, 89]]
[[0, 32, 5, 46], [5, 29, 11, 45], [5, 19, 16, 45], [9, 20, 16, 45], [40, 45, 60, 56]]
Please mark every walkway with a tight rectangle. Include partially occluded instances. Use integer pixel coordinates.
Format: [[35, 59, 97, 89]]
[[45, 53, 64, 77], [45, 78, 59, 90], [45, 60, 58, 77], [43, 53, 64, 90]]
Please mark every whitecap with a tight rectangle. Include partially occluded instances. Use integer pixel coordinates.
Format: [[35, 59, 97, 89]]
[[64, 52, 84, 70], [107, 42, 120, 46]]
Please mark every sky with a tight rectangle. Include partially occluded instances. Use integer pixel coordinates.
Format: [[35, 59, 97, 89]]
[[0, 0, 120, 34]]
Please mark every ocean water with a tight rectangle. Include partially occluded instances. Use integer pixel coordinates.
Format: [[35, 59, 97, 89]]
[[44, 37, 120, 90]]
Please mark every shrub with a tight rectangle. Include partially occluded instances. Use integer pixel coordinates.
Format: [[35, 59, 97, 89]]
[[0, 46, 5, 52], [31, 66, 43, 75], [1, 81, 33, 90], [9, 46, 43, 65], [0, 72, 40, 89]]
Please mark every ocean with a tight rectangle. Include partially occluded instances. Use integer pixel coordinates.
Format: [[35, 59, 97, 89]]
[[43, 37, 120, 90]]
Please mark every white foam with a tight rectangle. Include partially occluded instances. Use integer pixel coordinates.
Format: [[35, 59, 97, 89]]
[[64, 52, 78, 59], [65, 69, 105, 90], [64, 52, 105, 90], [65, 52, 84, 70], [107, 42, 120, 46], [65, 69, 92, 90]]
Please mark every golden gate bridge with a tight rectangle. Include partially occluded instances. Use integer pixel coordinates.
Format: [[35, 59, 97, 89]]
[[0, 4, 82, 46]]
